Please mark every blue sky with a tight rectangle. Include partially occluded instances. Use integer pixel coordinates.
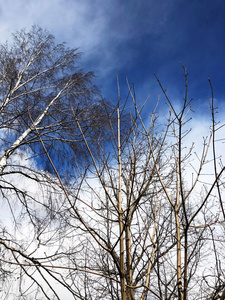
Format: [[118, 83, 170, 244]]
[[0, 0, 224, 112], [0, 3, 224, 297]]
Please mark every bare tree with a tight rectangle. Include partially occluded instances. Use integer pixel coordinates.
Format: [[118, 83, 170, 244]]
[[0, 30, 224, 300], [0, 25, 107, 177], [65, 70, 224, 300], [0, 26, 109, 299]]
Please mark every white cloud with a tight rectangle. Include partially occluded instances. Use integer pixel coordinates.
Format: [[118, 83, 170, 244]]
[[0, 0, 175, 78]]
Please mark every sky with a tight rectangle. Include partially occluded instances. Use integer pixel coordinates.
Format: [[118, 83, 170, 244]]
[[0, 2, 224, 297], [0, 0, 224, 113]]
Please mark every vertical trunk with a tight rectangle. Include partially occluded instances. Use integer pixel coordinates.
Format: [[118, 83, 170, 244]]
[[175, 161, 183, 300], [125, 221, 135, 300], [140, 191, 158, 300], [175, 209, 183, 300], [178, 106, 189, 300], [117, 107, 126, 300], [183, 231, 188, 300]]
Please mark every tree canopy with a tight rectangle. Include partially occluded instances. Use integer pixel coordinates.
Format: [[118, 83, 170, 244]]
[[0, 27, 224, 300], [0, 25, 108, 177]]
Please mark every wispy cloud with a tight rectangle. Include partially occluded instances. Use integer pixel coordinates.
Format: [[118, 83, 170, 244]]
[[0, 1, 174, 75], [0, 0, 224, 103]]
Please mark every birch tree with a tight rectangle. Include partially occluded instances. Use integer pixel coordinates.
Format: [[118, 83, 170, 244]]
[[0, 26, 109, 299], [0, 32, 224, 300], [0, 25, 105, 177]]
